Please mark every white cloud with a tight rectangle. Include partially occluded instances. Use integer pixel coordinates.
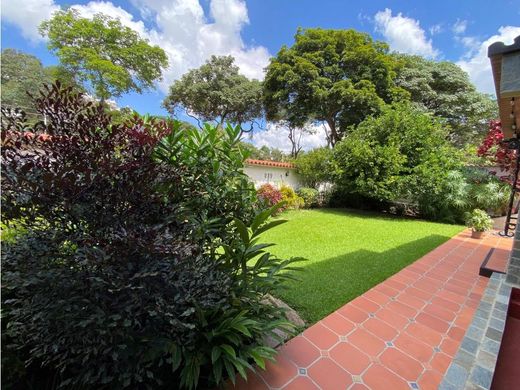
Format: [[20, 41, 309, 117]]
[[457, 26, 520, 95], [452, 19, 468, 35], [1, 0, 59, 41], [2, 0, 271, 91], [374, 8, 439, 58], [128, 0, 270, 88], [429, 24, 443, 35], [247, 123, 327, 153]]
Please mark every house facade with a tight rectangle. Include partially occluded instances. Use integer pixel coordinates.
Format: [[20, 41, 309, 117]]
[[244, 159, 302, 189]]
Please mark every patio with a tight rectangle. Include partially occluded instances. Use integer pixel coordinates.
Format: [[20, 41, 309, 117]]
[[230, 229, 512, 390]]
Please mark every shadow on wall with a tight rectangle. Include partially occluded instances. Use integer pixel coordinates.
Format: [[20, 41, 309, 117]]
[[276, 234, 453, 324]]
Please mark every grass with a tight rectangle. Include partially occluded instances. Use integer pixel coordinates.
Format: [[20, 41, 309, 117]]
[[261, 208, 464, 324]]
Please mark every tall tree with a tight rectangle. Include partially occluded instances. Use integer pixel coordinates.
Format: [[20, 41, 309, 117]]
[[163, 55, 263, 132], [1, 49, 48, 113], [1, 49, 79, 119], [263, 28, 402, 146], [394, 54, 497, 146], [40, 10, 168, 102]]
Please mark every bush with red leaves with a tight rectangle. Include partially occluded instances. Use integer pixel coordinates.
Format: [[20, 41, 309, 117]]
[[256, 183, 282, 208], [477, 120, 517, 174]]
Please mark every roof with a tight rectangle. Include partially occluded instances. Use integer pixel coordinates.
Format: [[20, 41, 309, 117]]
[[488, 35, 520, 56], [245, 159, 295, 169]]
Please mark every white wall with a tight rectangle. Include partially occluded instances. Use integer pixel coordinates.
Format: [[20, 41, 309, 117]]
[[244, 165, 302, 189]]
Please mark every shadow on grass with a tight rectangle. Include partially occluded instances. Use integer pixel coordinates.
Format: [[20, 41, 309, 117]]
[[276, 233, 452, 325]]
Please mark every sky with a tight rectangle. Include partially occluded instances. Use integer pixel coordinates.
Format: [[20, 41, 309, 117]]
[[2, 0, 520, 151]]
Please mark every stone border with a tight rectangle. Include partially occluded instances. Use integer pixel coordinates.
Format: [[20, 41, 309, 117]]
[[439, 273, 512, 390]]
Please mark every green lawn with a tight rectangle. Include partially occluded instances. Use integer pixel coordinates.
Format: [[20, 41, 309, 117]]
[[261, 208, 464, 324]]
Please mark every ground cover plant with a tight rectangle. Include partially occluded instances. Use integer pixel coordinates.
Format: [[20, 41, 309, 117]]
[[1, 83, 300, 390], [261, 209, 464, 323]]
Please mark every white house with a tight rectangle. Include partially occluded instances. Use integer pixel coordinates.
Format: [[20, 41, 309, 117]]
[[244, 159, 302, 189]]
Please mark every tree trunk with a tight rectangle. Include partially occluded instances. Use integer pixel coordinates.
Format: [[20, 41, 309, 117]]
[[326, 118, 338, 147]]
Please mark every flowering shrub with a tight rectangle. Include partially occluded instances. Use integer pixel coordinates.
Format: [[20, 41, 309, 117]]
[[257, 183, 282, 208]]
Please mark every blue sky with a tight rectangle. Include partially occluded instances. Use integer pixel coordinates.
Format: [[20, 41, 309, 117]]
[[2, 0, 520, 150]]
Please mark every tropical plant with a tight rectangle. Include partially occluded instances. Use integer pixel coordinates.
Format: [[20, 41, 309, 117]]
[[1, 83, 300, 389], [297, 187, 319, 208], [465, 209, 494, 232], [477, 120, 517, 174]]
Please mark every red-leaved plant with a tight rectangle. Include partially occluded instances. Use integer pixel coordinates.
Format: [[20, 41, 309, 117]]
[[477, 120, 517, 174], [256, 183, 282, 208]]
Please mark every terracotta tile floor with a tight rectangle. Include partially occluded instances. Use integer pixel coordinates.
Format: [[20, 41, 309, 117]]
[[230, 229, 513, 390]]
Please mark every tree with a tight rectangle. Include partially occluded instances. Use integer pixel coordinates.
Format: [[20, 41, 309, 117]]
[[263, 28, 402, 146], [1, 49, 81, 119], [40, 10, 168, 102], [238, 141, 289, 161], [394, 54, 497, 146], [294, 147, 333, 189], [1, 49, 49, 114], [163, 55, 263, 132]]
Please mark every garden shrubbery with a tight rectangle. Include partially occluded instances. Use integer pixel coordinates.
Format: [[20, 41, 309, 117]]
[[329, 103, 511, 222], [256, 183, 282, 208], [256, 183, 304, 210], [1, 83, 300, 389], [297, 187, 319, 208], [280, 184, 304, 209]]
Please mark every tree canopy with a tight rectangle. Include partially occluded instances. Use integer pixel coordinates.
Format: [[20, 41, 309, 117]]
[[1, 48, 80, 118], [40, 10, 168, 102], [163, 55, 263, 131], [238, 141, 289, 161], [263, 28, 403, 146], [294, 147, 333, 189], [394, 54, 497, 146]]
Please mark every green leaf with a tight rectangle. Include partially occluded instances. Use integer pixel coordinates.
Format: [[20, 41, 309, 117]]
[[220, 344, 236, 359], [170, 344, 182, 372], [251, 219, 287, 238], [211, 346, 221, 364], [233, 218, 250, 244]]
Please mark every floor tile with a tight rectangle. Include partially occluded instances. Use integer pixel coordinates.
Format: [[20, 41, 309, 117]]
[[307, 358, 353, 389], [329, 342, 371, 375]]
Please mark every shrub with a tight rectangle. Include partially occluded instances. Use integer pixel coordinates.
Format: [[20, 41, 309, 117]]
[[333, 103, 461, 204], [256, 183, 282, 208], [1, 83, 300, 389], [280, 184, 304, 209], [297, 187, 319, 208], [332, 103, 466, 221], [465, 209, 494, 232]]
